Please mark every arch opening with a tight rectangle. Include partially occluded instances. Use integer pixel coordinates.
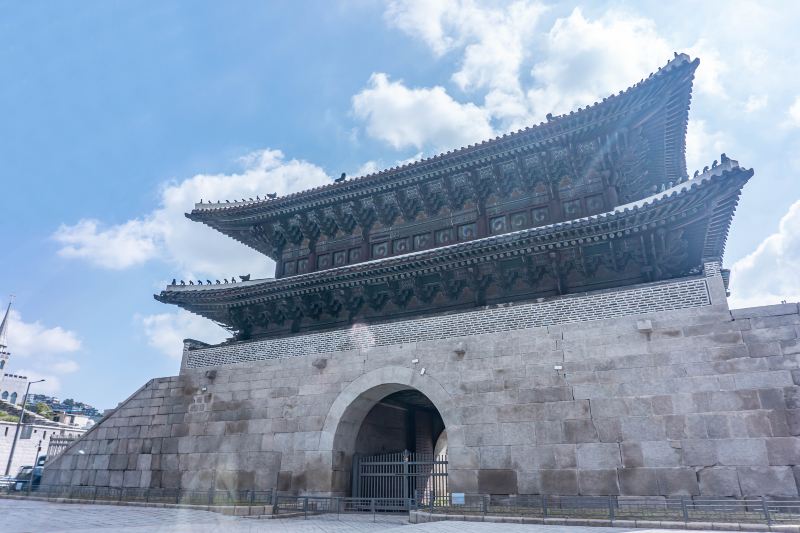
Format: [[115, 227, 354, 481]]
[[325, 378, 452, 498]]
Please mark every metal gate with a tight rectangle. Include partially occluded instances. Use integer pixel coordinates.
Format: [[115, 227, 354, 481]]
[[352, 450, 447, 503]]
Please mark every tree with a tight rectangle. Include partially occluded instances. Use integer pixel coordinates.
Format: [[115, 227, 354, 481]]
[[35, 402, 53, 419]]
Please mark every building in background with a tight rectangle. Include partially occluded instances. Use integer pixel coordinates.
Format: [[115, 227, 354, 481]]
[[0, 299, 28, 407]]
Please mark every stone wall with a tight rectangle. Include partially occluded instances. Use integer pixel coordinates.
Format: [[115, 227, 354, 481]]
[[42, 273, 800, 498]]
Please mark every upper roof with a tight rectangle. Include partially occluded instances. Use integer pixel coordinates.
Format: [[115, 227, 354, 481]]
[[186, 53, 699, 242]]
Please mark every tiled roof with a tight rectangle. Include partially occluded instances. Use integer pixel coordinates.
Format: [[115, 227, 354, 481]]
[[188, 53, 698, 221]]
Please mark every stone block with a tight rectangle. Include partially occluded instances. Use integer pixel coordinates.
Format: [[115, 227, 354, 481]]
[[656, 468, 699, 496], [682, 439, 717, 466], [577, 443, 621, 469], [122, 470, 141, 488], [534, 420, 564, 444], [564, 419, 599, 443], [618, 468, 660, 495], [540, 469, 578, 495], [449, 469, 478, 493], [578, 469, 619, 495], [477, 469, 517, 494], [698, 467, 741, 497], [717, 439, 768, 466], [641, 440, 681, 467], [766, 437, 800, 465], [621, 442, 644, 468], [595, 418, 622, 442], [479, 446, 511, 469], [500, 422, 535, 445], [738, 466, 799, 497], [622, 417, 665, 440]]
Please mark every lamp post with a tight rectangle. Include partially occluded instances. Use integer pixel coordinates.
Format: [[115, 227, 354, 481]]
[[4, 379, 45, 476]]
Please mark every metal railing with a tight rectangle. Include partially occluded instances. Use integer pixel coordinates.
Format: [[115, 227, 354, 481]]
[[274, 495, 415, 522], [414, 492, 800, 525], [1, 484, 273, 507]]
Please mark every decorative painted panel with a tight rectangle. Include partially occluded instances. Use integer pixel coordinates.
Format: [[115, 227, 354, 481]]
[[458, 223, 477, 241], [586, 194, 605, 214], [372, 242, 389, 258], [317, 254, 331, 269], [509, 212, 527, 231], [393, 237, 411, 254], [490, 216, 507, 234], [333, 250, 347, 267], [349, 248, 361, 263], [531, 206, 549, 224], [435, 228, 454, 245], [562, 199, 582, 218], [414, 233, 432, 250]]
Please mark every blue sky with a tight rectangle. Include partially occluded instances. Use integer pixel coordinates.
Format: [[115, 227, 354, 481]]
[[2, 1, 799, 409]]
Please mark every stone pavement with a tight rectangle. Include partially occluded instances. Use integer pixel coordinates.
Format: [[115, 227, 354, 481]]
[[0, 499, 765, 533]]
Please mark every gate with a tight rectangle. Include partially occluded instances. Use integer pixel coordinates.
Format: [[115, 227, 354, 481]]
[[352, 450, 447, 503]]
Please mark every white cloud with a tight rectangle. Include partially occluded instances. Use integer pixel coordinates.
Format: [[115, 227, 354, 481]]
[[788, 96, 800, 128], [385, 0, 545, 127], [53, 149, 332, 278], [53, 219, 160, 270], [729, 199, 800, 309], [138, 310, 228, 359], [7, 309, 81, 357], [527, 8, 671, 121], [351, 73, 493, 152], [685, 119, 727, 175], [3, 308, 81, 396], [744, 94, 768, 113]]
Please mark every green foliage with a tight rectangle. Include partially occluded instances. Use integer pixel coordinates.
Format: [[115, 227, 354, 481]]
[[35, 402, 53, 419], [0, 412, 19, 423]]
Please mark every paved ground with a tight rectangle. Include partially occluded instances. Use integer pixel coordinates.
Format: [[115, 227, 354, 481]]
[[0, 499, 757, 533]]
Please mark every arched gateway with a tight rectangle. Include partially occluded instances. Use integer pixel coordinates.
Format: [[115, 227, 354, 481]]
[[42, 55, 800, 501], [321, 366, 455, 497]]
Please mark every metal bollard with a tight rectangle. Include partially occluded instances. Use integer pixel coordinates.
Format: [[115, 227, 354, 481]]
[[541, 494, 548, 518], [608, 496, 615, 521], [303, 496, 308, 520], [681, 496, 689, 522]]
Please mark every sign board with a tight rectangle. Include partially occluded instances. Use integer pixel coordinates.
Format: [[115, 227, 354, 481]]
[[451, 492, 465, 505], [20, 425, 33, 439]]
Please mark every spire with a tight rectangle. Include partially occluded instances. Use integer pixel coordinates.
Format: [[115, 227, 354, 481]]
[[0, 296, 13, 353]]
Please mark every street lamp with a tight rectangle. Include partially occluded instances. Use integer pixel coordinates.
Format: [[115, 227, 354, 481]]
[[4, 379, 45, 476]]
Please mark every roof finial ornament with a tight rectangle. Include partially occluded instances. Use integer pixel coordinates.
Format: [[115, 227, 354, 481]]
[[226, 200, 230, 203], [171, 278, 176, 285], [546, 113, 553, 122], [712, 159, 718, 168], [224, 278, 229, 283], [703, 165, 709, 173], [180, 280, 185, 285], [240, 274, 251, 281], [693, 170, 699, 178], [335, 172, 346, 183], [206, 280, 212, 285], [189, 280, 194, 285], [215, 280, 221, 284], [200, 199, 203, 204], [721, 153, 730, 164], [267, 192, 277, 199], [231, 276, 237, 283]]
